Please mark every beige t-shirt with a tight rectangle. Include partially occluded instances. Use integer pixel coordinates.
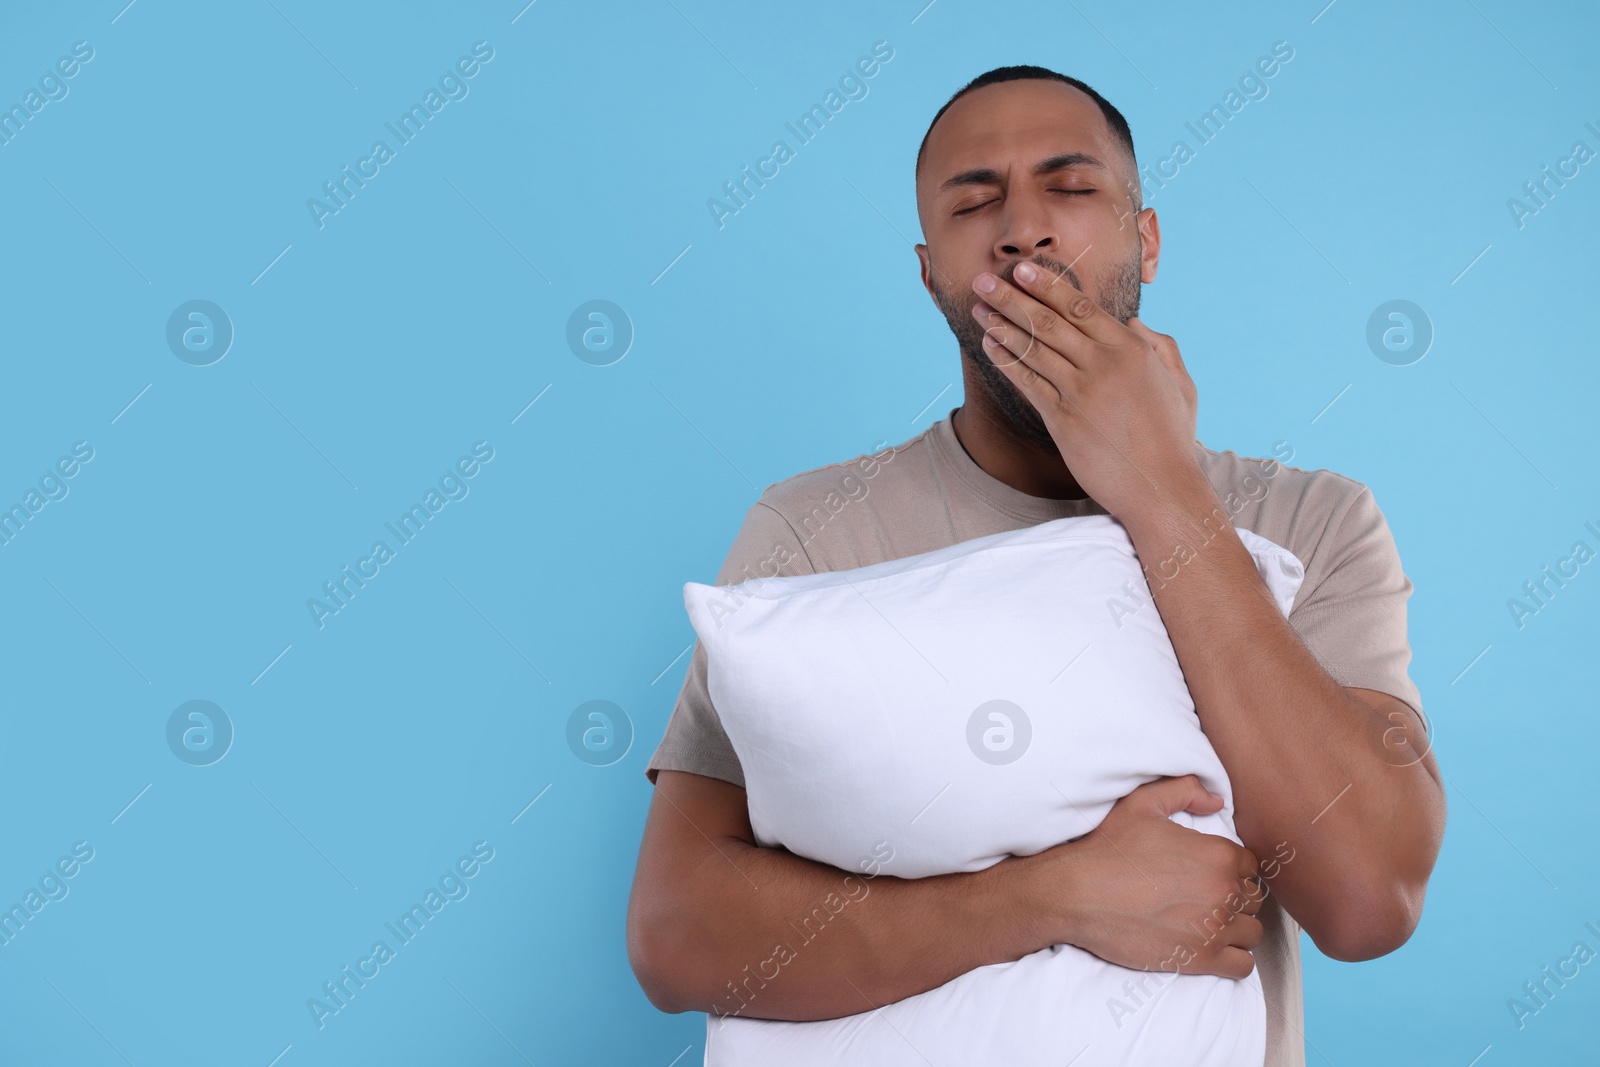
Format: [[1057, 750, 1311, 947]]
[[646, 407, 1426, 1067]]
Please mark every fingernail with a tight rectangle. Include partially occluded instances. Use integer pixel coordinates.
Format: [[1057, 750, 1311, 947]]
[[974, 273, 997, 293], [1015, 262, 1037, 283]]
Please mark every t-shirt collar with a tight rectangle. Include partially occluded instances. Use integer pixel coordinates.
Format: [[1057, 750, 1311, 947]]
[[929, 407, 1110, 523]]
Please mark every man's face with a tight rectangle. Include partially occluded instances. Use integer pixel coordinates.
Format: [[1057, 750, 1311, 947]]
[[915, 80, 1157, 448]]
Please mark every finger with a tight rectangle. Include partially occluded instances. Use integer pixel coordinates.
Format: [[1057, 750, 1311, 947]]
[[1245, 872, 1269, 901], [1124, 315, 1169, 351], [1223, 914, 1264, 952], [1235, 847, 1260, 882], [980, 324, 1067, 405], [1210, 946, 1257, 980], [1125, 316, 1179, 361], [973, 301, 1076, 398], [1127, 316, 1197, 405], [1130, 774, 1224, 818], [974, 270, 1101, 370], [1012, 260, 1126, 346]]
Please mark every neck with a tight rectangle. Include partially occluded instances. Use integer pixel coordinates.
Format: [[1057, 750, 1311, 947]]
[[950, 393, 1089, 502]]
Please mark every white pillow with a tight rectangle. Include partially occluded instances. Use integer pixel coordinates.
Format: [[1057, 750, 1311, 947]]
[[683, 513, 1306, 1067]]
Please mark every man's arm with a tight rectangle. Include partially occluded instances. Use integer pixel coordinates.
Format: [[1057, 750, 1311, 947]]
[[965, 265, 1446, 961], [628, 770, 1267, 1020], [1117, 482, 1445, 961]]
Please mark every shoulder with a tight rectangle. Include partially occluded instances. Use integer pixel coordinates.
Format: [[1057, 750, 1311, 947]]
[[758, 429, 931, 513], [713, 424, 948, 579], [756, 426, 935, 531], [1198, 441, 1365, 496], [1195, 442, 1383, 564]]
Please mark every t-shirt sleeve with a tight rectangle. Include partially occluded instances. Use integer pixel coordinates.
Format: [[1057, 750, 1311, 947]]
[[644, 499, 815, 788], [1287, 484, 1428, 735]]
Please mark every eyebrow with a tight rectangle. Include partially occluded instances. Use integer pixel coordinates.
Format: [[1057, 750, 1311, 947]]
[[938, 152, 1108, 195]]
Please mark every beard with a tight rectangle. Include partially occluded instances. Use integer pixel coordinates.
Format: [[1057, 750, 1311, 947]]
[[930, 244, 1143, 450]]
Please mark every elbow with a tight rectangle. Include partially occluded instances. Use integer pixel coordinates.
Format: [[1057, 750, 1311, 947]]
[[629, 948, 680, 1014], [1306, 879, 1427, 962], [1306, 797, 1444, 962], [627, 901, 697, 1014]]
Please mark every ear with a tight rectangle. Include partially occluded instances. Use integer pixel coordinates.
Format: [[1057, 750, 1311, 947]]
[[915, 242, 936, 300], [1137, 209, 1161, 284]]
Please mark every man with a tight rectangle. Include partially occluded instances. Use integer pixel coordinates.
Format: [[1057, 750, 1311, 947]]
[[627, 65, 1446, 1066]]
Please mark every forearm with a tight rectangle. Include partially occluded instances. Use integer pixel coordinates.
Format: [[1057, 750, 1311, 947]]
[[628, 785, 1049, 1020], [712, 847, 1039, 1019], [1120, 476, 1445, 953]]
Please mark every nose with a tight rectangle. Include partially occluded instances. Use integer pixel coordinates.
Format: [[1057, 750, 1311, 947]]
[[994, 188, 1058, 260]]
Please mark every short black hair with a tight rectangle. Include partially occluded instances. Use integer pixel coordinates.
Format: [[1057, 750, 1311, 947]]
[[916, 65, 1139, 206]]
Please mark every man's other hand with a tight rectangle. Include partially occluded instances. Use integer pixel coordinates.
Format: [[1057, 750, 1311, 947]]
[[1018, 774, 1267, 979]]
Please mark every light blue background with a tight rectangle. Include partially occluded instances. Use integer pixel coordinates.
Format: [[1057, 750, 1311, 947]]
[[1, 0, 1595, 1064]]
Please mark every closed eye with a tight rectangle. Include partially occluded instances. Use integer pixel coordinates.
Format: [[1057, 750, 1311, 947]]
[[953, 189, 1095, 216]]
